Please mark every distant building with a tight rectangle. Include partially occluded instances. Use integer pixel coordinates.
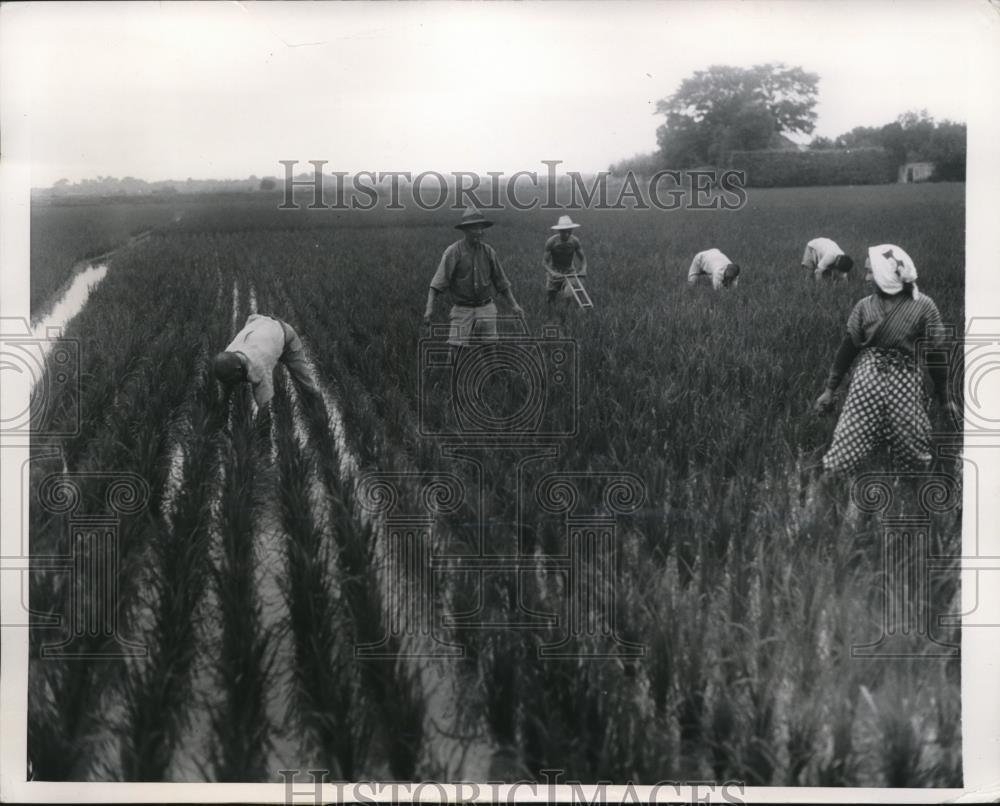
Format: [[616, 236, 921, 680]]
[[898, 161, 935, 183]]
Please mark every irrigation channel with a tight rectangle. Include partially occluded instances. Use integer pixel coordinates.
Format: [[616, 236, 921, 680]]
[[31, 256, 496, 779], [31, 264, 109, 347], [268, 282, 494, 779]]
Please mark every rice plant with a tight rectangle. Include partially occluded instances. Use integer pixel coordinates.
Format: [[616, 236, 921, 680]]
[[28, 181, 965, 784]]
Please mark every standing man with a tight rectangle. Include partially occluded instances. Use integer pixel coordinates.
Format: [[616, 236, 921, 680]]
[[424, 206, 525, 346], [543, 215, 588, 307], [687, 248, 740, 290], [212, 313, 320, 409], [801, 237, 853, 281]]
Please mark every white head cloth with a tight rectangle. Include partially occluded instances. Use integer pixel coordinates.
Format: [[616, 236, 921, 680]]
[[869, 244, 919, 299]]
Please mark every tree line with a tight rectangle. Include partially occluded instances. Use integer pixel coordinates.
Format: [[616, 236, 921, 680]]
[[610, 64, 966, 182], [809, 110, 966, 181]]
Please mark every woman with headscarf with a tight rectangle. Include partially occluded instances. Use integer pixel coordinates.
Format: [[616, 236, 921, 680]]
[[814, 244, 959, 472]]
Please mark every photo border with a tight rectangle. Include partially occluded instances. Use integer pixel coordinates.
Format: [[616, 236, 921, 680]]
[[2, 1, 998, 802]]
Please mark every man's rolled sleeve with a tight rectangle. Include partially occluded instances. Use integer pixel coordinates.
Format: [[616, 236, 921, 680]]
[[817, 252, 837, 272], [280, 322, 320, 399], [801, 245, 815, 269], [253, 375, 275, 409], [430, 247, 455, 292], [687, 256, 702, 284]]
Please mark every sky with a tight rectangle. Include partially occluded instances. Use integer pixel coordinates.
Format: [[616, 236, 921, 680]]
[[0, 0, 989, 186]]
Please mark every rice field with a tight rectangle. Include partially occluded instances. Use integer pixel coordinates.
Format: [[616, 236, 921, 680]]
[[29, 199, 182, 321], [27, 182, 964, 786]]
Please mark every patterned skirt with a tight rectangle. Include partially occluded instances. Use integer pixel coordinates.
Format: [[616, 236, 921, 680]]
[[822, 348, 932, 473]]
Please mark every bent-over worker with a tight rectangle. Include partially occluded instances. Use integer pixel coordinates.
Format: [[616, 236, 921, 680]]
[[802, 237, 853, 281], [212, 313, 319, 408], [688, 248, 740, 290]]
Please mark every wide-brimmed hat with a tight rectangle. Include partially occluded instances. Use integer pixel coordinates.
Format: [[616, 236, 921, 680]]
[[551, 215, 581, 231], [455, 206, 493, 230]]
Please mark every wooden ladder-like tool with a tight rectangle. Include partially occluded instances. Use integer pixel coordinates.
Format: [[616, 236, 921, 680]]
[[564, 274, 593, 309]]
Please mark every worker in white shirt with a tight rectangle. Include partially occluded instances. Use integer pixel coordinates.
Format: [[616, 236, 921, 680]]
[[212, 313, 319, 409], [687, 248, 740, 290], [801, 237, 854, 281]]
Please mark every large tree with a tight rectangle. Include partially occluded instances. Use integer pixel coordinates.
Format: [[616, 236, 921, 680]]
[[655, 63, 819, 167]]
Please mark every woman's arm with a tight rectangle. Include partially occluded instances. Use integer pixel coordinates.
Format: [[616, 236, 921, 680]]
[[816, 335, 860, 413], [816, 301, 866, 414], [826, 335, 860, 391]]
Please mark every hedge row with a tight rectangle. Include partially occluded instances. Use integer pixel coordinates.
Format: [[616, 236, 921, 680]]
[[728, 147, 897, 188]]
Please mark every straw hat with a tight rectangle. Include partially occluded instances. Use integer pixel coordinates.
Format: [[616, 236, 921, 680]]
[[455, 205, 494, 230], [551, 215, 581, 231]]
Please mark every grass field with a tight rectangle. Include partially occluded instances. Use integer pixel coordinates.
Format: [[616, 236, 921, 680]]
[[28, 182, 964, 785]]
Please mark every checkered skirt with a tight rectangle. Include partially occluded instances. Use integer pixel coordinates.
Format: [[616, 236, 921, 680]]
[[822, 348, 932, 473]]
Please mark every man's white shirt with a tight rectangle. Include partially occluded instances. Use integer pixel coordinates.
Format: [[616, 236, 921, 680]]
[[802, 237, 845, 274], [225, 314, 287, 406], [688, 248, 735, 290]]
